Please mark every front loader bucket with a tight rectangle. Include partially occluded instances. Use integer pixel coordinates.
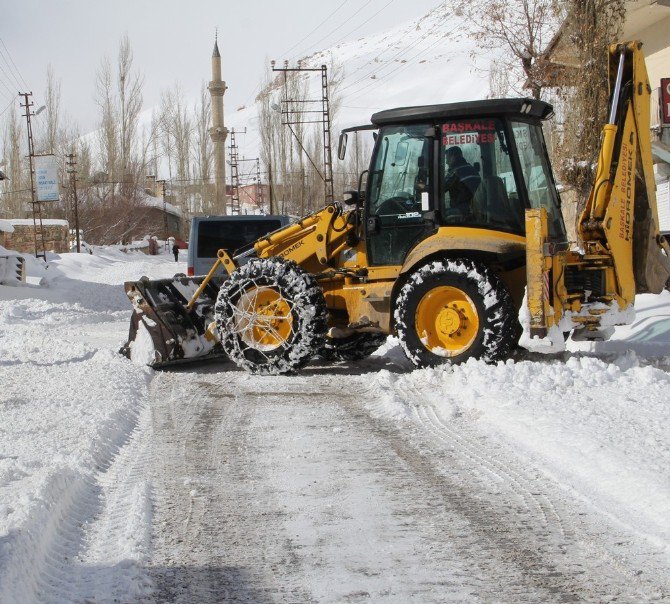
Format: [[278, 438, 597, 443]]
[[120, 275, 226, 367]]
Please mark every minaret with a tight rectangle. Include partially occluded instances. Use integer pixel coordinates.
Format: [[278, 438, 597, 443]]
[[208, 33, 228, 215]]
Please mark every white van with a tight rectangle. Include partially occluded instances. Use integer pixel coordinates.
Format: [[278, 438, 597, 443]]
[[187, 215, 292, 276]]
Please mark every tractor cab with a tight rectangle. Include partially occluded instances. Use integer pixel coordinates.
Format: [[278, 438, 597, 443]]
[[339, 99, 567, 267]]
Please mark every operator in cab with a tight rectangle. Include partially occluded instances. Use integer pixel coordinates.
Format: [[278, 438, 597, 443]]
[[444, 146, 481, 218]]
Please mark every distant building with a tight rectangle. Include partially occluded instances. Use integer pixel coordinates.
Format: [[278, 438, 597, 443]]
[[1, 219, 69, 254], [139, 192, 183, 237], [238, 183, 270, 214]]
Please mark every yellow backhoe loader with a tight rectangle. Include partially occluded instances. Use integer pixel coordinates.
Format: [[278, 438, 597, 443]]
[[121, 41, 670, 375]]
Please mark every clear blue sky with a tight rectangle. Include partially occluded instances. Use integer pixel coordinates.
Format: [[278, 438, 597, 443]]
[[1, 0, 443, 134]]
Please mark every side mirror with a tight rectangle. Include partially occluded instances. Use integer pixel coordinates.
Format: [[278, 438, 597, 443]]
[[342, 190, 359, 206], [337, 132, 348, 160]]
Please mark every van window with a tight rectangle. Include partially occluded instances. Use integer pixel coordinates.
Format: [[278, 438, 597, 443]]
[[197, 219, 282, 257]]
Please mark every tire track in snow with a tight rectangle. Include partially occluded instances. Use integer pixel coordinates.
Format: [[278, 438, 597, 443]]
[[416, 404, 561, 536], [370, 375, 564, 535], [151, 369, 616, 601], [145, 367, 314, 603], [360, 371, 670, 600], [409, 391, 670, 598], [0, 394, 146, 603]]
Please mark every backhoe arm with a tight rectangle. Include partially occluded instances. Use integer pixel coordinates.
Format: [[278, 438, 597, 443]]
[[253, 204, 355, 273], [186, 203, 357, 311], [526, 41, 670, 343]]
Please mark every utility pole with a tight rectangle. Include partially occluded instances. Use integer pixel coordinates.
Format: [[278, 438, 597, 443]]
[[237, 156, 261, 213], [65, 153, 81, 253], [228, 128, 246, 215], [20, 92, 47, 260], [255, 157, 264, 213], [157, 179, 168, 247], [271, 62, 335, 206], [268, 161, 274, 214]]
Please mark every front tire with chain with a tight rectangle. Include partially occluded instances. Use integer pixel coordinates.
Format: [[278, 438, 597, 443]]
[[394, 258, 517, 367], [214, 257, 327, 375]]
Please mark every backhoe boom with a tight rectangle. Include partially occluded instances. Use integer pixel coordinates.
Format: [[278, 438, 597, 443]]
[[526, 41, 670, 343]]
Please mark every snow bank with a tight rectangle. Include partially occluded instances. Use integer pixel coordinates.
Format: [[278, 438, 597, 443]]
[[371, 292, 670, 557], [0, 249, 183, 602]]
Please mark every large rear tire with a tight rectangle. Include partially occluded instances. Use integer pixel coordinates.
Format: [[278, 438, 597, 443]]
[[214, 257, 327, 375], [394, 259, 517, 367]]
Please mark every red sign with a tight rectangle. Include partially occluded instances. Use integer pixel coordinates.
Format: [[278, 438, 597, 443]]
[[662, 78, 670, 125], [441, 120, 497, 146]]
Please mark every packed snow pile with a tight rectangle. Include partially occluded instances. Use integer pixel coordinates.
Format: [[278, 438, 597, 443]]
[[0, 245, 25, 287], [373, 348, 670, 542], [0, 248, 184, 601], [0, 220, 15, 234], [369, 291, 670, 557]]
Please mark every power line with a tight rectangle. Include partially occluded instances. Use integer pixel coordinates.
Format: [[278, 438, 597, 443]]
[[0, 38, 30, 91], [0, 94, 17, 118], [289, 0, 375, 63], [281, 0, 351, 59], [337, 0, 449, 92], [340, 19, 459, 101], [328, 0, 398, 50], [238, 0, 372, 111], [0, 188, 32, 196], [0, 68, 17, 100]]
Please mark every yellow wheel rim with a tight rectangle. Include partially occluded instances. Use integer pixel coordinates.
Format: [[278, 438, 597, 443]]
[[233, 286, 293, 351], [415, 286, 479, 357]]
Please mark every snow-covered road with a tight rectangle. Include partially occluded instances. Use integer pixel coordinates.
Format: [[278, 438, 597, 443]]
[[2, 250, 670, 602]]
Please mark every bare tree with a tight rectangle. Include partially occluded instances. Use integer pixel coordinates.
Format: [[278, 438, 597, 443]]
[[488, 58, 513, 98], [257, 57, 345, 216], [193, 83, 213, 213], [75, 136, 93, 183], [94, 34, 144, 189], [95, 55, 118, 182], [554, 0, 626, 200], [258, 65, 291, 213], [1, 104, 28, 218], [117, 34, 143, 186], [457, 0, 562, 99], [42, 65, 61, 155]]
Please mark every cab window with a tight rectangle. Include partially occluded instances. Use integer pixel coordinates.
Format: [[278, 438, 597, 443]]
[[366, 124, 433, 265], [368, 124, 431, 216], [511, 121, 566, 239], [440, 118, 524, 233]]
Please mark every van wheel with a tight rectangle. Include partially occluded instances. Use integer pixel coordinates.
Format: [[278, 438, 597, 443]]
[[214, 257, 327, 375], [394, 259, 517, 367]]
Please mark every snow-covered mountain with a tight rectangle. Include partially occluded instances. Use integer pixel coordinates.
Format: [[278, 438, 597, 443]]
[[230, 6, 490, 161]]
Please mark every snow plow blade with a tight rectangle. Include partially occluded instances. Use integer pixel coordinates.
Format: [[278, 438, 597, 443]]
[[120, 275, 226, 367]]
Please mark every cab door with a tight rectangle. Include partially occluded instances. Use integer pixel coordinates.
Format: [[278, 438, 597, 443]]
[[365, 124, 435, 266]]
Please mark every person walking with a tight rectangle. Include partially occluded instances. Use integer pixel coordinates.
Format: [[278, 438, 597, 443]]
[[172, 242, 179, 262]]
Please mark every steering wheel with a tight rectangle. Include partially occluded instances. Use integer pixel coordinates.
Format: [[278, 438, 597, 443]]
[[377, 194, 415, 215]]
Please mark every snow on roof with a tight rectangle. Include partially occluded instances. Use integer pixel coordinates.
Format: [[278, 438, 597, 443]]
[[0, 219, 14, 233], [139, 193, 182, 217], [8, 219, 69, 227]]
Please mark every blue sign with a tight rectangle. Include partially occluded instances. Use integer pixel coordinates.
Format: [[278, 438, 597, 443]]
[[34, 155, 60, 202]]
